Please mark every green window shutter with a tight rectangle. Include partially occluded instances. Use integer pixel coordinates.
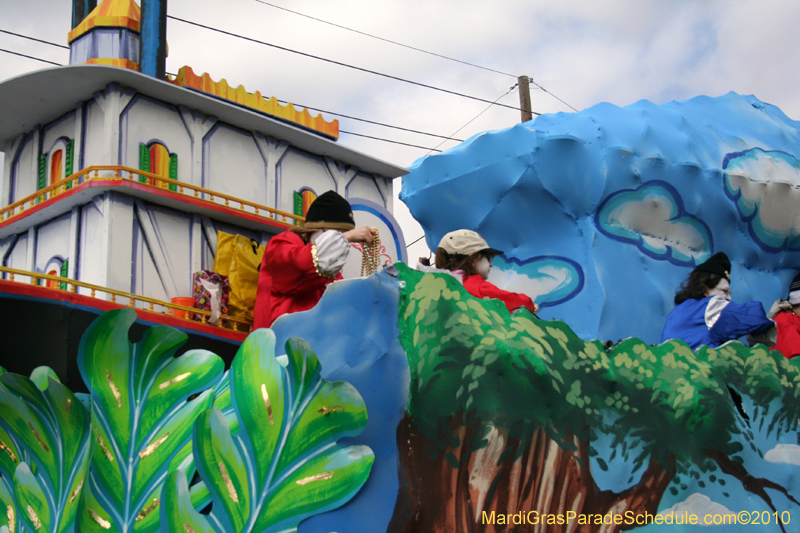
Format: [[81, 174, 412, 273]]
[[293, 191, 303, 226], [139, 144, 150, 183], [38, 154, 47, 190], [168, 153, 178, 191], [65, 139, 74, 189], [59, 260, 69, 290]]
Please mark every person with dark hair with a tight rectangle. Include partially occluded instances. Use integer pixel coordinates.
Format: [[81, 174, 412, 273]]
[[661, 252, 776, 350], [253, 191, 376, 328], [435, 230, 538, 314], [770, 272, 800, 359]]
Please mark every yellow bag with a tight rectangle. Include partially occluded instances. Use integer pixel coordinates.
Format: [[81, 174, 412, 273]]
[[212, 231, 264, 321]]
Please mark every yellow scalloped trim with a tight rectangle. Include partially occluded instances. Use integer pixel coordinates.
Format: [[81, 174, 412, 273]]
[[167, 66, 339, 139]]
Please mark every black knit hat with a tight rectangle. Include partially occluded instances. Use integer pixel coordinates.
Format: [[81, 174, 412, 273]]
[[694, 252, 731, 280], [789, 272, 800, 295], [304, 191, 355, 230]]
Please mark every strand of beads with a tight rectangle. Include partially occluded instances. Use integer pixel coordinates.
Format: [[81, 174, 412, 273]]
[[361, 228, 381, 276]]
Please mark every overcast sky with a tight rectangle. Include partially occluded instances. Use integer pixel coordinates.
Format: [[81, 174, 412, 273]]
[[2, 0, 800, 259]]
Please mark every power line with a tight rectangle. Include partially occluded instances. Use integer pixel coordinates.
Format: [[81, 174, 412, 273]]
[[167, 15, 524, 112], [0, 47, 439, 152], [0, 29, 70, 50], [427, 83, 519, 155], [276, 99, 462, 142], [250, 3, 577, 113], [526, 76, 578, 112], [339, 130, 440, 152], [0, 48, 63, 66], [253, 0, 517, 79], [406, 234, 427, 249], [0, 26, 458, 141]]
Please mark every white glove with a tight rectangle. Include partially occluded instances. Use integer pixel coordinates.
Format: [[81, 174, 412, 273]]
[[767, 299, 792, 320]]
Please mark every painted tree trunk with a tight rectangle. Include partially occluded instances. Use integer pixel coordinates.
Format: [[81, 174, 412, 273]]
[[389, 415, 675, 533]]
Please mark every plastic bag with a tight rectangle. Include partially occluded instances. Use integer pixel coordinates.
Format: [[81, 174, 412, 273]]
[[193, 271, 230, 325], [213, 231, 264, 321]]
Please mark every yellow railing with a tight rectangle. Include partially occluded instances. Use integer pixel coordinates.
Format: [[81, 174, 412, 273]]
[[0, 166, 305, 227], [0, 266, 252, 334]]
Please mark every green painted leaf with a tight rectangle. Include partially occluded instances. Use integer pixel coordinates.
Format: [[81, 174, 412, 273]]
[[179, 329, 373, 533], [160, 470, 215, 533], [0, 424, 20, 484], [0, 371, 91, 533], [193, 408, 249, 532], [76, 309, 224, 532], [76, 480, 118, 533], [13, 462, 50, 532], [29, 367, 60, 391], [0, 475, 17, 533]]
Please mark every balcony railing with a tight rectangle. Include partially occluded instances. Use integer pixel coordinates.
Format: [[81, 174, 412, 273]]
[[0, 266, 252, 334], [0, 166, 306, 228]]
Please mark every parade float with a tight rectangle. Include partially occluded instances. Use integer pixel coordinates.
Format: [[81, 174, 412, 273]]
[[0, 0, 407, 392], [2, 1, 800, 533]]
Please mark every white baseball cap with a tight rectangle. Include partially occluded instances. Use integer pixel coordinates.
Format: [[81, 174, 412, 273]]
[[438, 230, 503, 256]]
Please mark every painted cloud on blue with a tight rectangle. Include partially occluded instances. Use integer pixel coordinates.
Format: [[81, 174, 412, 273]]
[[595, 181, 713, 265], [487, 255, 583, 307], [723, 148, 800, 252], [764, 444, 800, 466]]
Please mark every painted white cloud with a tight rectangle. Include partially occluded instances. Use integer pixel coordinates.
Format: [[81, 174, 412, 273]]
[[659, 493, 735, 526], [596, 182, 712, 264], [487, 256, 582, 306], [724, 148, 800, 251], [764, 443, 800, 466], [489, 265, 567, 301]]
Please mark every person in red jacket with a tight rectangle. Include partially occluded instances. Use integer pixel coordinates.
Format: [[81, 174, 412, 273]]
[[253, 191, 376, 329], [771, 272, 800, 359], [434, 229, 538, 315]]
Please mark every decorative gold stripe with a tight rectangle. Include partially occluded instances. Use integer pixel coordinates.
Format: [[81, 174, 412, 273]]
[[183, 525, 197, 533], [65, 398, 72, 413], [88, 508, 111, 529], [135, 498, 159, 521], [26, 505, 41, 530], [69, 479, 84, 504], [27, 423, 49, 452], [159, 372, 192, 390], [296, 471, 334, 485], [7, 506, 15, 533], [218, 462, 239, 503], [311, 243, 336, 280], [138, 434, 169, 459], [106, 370, 122, 408], [317, 405, 343, 415], [261, 384, 274, 425], [95, 429, 114, 462], [0, 440, 17, 463]]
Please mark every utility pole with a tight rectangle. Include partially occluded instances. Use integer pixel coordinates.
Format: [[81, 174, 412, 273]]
[[518, 75, 533, 123]]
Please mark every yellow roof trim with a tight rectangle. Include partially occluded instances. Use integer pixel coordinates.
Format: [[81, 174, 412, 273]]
[[168, 66, 340, 140], [69, 0, 141, 43]]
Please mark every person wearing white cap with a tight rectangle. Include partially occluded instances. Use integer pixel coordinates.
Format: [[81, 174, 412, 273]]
[[434, 229, 538, 315], [770, 272, 800, 359]]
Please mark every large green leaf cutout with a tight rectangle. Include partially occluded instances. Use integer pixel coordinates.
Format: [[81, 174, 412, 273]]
[[163, 329, 374, 533], [75, 309, 224, 532], [0, 367, 91, 533]]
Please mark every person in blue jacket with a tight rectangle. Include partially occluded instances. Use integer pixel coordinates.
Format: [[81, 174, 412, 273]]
[[661, 252, 775, 350]]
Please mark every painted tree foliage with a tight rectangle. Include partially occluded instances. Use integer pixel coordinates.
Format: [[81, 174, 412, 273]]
[[389, 264, 800, 533]]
